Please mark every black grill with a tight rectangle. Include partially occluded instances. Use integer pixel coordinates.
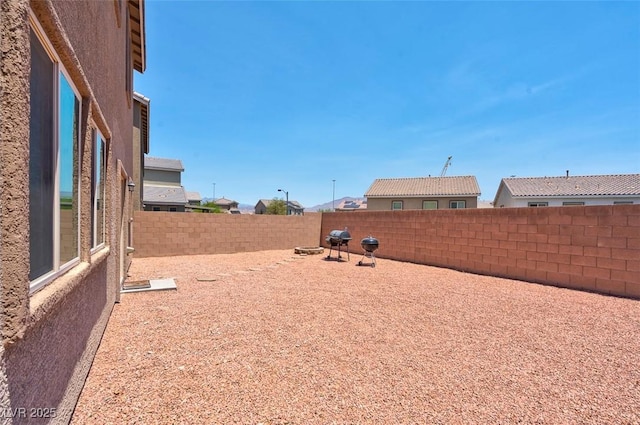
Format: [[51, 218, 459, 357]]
[[357, 236, 379, 267], [325, 229, 351, 261]]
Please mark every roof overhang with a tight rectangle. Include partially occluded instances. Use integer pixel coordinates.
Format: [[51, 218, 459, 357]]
[[129, 0, 146, 73], [133, 92, 150, 153]]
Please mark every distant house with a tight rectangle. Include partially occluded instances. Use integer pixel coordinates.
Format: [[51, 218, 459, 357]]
[[214, 197, 241, 214], [143, 156, 188, 211], [493, 173, 640, 208], [186, 191, 202, 206], [255, 199, 305, 215], [365, 176, 481, 210]]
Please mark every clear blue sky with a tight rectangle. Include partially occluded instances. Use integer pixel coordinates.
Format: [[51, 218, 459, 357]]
[[135, 1, 640, 208]]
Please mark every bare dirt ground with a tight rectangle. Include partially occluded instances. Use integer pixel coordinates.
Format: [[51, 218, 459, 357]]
[[71, 249, 640, 424]]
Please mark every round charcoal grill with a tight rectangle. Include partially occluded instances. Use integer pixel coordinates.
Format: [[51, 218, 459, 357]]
[[358, 236, 379, 267]]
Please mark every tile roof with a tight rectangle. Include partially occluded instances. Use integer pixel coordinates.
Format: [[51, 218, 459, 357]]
[[288, 200, 304, 209], [143, 184, 187, 204], [501, 174, 640, 197], [255, 199, 304, 209], [186, 191, 201, 202], [214, 198, 238, 206], [144, 156, 184, 171], [365, 176, 481, 197]]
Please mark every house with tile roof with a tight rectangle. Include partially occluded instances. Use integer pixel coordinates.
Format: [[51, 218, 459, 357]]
[[214, 197, 241, 214], [364, 176, 481, 210], [255, 199, 305, 215], [186, 191, 202, 206], [143, 156, 188, 211], [493, 173, 640, 208]]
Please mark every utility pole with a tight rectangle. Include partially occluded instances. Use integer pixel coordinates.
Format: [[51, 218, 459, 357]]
[[332, 179, 336, 211]]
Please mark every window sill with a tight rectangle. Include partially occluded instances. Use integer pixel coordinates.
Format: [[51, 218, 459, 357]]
[[29, 247, 110, 323]]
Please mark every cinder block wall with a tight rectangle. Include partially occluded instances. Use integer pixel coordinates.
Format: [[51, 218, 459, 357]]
[[132, 211, 322, 258], [322, 205, 640, 299]]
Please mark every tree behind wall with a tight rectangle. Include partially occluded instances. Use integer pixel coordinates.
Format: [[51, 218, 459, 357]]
[[202, 202, 223, 213], [266, 198, 286, 215]]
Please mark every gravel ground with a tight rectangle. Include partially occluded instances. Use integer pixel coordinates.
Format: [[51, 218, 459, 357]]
[[72, 250, 640, 424]]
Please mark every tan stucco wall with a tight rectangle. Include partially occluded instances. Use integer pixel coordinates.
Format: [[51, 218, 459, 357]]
[[1, 0, 137, 423], [366, 196, 478, 211], [1, 0, 31, 343]]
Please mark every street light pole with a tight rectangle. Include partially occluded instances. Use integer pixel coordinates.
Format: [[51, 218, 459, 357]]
[[213, 182, 216, 201], [278, 188, 288, 215], [332, 179, 336, 211]]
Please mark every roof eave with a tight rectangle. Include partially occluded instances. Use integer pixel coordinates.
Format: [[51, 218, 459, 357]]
[[129, 0, 146, 73]]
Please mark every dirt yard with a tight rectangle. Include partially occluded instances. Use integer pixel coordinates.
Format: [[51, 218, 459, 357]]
[[71, 249, 640, 424]]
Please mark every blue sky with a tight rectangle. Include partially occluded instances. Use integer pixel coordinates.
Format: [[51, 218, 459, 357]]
[[135, 1, 640, 208]]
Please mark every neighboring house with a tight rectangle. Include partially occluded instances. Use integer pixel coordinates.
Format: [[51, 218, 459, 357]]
[[143, 156, 188, 211], [143, 185, 188, 212], [288, 200, 305, 215], [255, 199, 271, 214], [365, 176, 481, 210], [132, 92, 150, 211], [335, 198, 368, 211], [0, 0, 146, 422], [186, 191, 202, 206], [214, 197, 240, 214], [255, 199, 305, 215], [493, 173, 640, 208]]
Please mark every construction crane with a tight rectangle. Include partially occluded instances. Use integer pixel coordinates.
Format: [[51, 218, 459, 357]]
[[440, 156, 452, 177]]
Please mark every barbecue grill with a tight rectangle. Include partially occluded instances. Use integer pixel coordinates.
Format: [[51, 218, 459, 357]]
[[325, 228, 351, 261], [357, 236, 379, 267]]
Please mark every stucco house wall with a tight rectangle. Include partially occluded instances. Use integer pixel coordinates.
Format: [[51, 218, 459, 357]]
[[367, 196, 479, 211], [0, 0, 141, 422], [495, 194, 639, 208], [144, 168, 181, 185]]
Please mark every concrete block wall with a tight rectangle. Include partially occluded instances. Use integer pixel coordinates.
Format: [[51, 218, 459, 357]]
[[321, 205, 640, 299], [132, 211, 322, 258]]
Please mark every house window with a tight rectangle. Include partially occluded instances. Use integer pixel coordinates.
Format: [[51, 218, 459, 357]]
[[29, 23, 81, 289], [422, 200, 438, 210], [562, 202, 584, 206], [169, 207, 177, 212], [152, 207, 161, 211], [92, 130, 106, 249], [391, 201, 403, 210], [528, 202, 548, 207], [614, 201, 633, 205], [449, 200, 466, 209]]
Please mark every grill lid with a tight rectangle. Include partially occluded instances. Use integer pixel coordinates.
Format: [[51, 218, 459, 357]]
[[361, 236, 379, 252], [327, 229, 352, 241]]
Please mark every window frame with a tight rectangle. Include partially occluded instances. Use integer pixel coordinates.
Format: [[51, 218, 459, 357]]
[[449, 200, 466, 209], [29, 15, 82, 293], [528, 202, 548, 207], [562, 201, 585, 206], [422, 200, 438, 210], [391, 200, 403, 210], [91, 129, 107, 252]]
